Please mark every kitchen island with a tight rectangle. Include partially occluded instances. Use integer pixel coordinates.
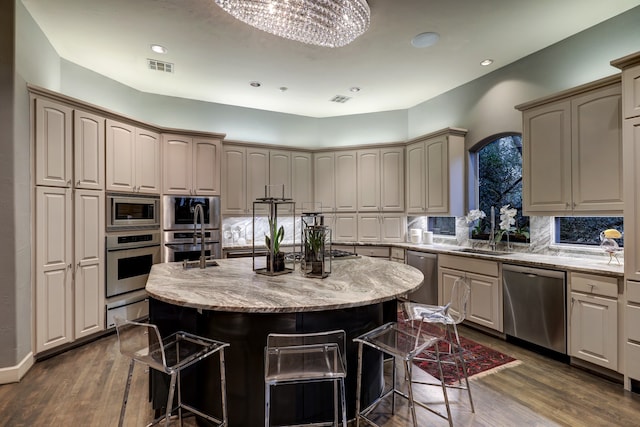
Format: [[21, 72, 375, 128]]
[[145, 256, 423, 426]]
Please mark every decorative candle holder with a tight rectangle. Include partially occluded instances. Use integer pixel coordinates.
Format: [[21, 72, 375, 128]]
[[253, 185, 295, 276], [301, 206, 331, 278]]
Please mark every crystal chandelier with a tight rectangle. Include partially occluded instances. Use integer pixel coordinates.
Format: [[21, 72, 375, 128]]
[[215, 0, 370, 48]]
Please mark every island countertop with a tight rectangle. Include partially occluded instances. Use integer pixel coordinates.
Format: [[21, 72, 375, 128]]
[[145, 256, 424, 313]]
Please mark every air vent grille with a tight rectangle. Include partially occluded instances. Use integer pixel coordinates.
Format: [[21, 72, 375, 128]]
[[147, 59, 174, 73], [330, 95, 351, 103]]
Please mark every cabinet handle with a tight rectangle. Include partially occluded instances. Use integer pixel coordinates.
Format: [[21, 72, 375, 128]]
[[588, 283, 595, 293], [76, 180, 81, 186], [67, 180, 72, 187], [67, 263, 72, 270]]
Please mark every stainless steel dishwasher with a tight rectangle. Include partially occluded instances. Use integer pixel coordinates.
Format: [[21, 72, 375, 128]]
[[503, 264, 567, 354], [405, 251, 438, 305]]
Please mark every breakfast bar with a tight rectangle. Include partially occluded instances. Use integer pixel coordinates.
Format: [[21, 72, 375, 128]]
[[145, 256, 424, 426]]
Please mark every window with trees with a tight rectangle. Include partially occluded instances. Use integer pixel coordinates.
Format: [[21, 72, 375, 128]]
[[472, 134, 529, 243], [555, 217, 624, 247]]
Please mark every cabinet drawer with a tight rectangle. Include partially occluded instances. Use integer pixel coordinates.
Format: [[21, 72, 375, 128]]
[[627, 280, 640, 302], [439, 254, 498, 277], [627, 303, 640, 342], [355, 246, 390, 258], [571, 272, 618, 298], [390, 247, 405, 260], [627, 341, 640, 380]]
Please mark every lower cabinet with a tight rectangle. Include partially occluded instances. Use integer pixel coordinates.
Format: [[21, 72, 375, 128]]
[[35, 186, 105, 354], [626, 280, 640, 380], [569, 272, 619, 371], [357, 213, 405, 243], [438, 255, 502, 332]]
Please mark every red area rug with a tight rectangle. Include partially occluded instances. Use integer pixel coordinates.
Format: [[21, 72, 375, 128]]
[[413, 333, 520, 385]]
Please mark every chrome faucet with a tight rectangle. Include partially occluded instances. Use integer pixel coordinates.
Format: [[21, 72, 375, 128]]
[[193, 203, 206, 269], [489, 206, 496, 251]]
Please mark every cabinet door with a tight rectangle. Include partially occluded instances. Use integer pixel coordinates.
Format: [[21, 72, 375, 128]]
[[74, 190, 105, 339], [570, 292, 618, 370], [425, 137, 448, 213], [571, 84, 623, 214], [222, 146, 246, 214], [314, 152, 335, 212], [163, 135, 193, 195], [292, 151, 313, 212], [106, 120, 136, 192], [193, 138, 221, 195], [380, 214, 405, 242], [247, 148, 270, 213], [335, 151, 357, 211], [74, 110, 104, 190], [357, 149, 380, 211], [357, 214, 380, 242], [35, 98, 72, 187], [136, 128, 161, 194], [380, 147, 404, 211], [467, 272, 502, 331], [334, 214, 357, 241], [622, 63, 640, 119], [269, 150, 292, 199], [36, 187, 73, 353], [522, 101, 572, 214], [624, 117, 640, 281], [405, 141, 425, 213]]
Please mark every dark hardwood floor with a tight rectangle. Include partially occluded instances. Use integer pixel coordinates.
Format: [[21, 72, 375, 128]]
[[1, 326, 639, 426]]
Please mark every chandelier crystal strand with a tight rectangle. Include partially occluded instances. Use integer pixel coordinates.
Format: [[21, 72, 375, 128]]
[[215, 0, 370, 48]]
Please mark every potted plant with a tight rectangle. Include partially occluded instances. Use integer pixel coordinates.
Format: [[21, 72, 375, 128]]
[[304, 226, 326, 276], [265, 218, 285, 272]]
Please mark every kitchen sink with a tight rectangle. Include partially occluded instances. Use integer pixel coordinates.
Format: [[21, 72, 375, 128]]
[[453, 248, 512, 256]]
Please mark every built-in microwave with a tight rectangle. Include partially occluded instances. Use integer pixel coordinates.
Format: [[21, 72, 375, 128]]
[[163, 196, 220, 230], [107, 193, 160, 231]]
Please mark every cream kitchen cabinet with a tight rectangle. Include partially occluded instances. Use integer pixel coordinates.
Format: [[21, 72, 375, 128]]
[[35, 98, 73, 188], [518, 77, 622, 215], [291, 151, 313, 212], [357, 213, 405, 243], [269, 150, 292, 199], [357, 147, 404, 212], [620, 62, 640, 119], [438, 254, 502, 332], [569, 272, 619, 371], [106, 120, 161, 194], [406, 129, 466, 216], [74, 110, 105, 190], [626, 280, 640, 381], [163, 135, 221, 195], [35, 187, 105, 353], [314, 152, 335, 212], [335, 150, 357, 211], [332, 213, 358, 241], [221, 145, 270, 214]]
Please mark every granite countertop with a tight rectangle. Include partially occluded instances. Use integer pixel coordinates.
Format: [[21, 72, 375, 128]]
[[222, 242, 624, 278], [145, 256, 424, 313]]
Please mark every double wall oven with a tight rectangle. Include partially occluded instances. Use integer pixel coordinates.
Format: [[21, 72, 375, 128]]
[[163, 196, 221, 262], [105, 193, 161, 328]]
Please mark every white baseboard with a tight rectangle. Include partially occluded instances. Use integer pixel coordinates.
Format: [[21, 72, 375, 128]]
[[0, 352, 34, 384]]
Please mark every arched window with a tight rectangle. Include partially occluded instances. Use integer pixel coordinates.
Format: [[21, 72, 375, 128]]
[[473, 134, 529, 243]]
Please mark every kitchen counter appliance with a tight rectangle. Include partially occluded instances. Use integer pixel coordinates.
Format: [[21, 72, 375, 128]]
[[405, 250, 438, 304], [106, 193, 159, 231], [503, 264, 567, 355]]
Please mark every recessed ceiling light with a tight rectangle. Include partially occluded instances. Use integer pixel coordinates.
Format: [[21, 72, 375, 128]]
[[480, 59, 494, 66], [249, 81, 261, 87], [411, 32, 440, 48], [150, 44, 167, 54], [349, 87, 361, 93]]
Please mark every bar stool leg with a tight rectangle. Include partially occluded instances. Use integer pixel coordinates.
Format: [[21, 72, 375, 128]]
[[340, 377, 347, 427], [165, 372, 177, 427], [391, 355, 397, 415], [118, 359, 135, 427], [355, 343, 363, 427], [404, 360, 418, 427], [220, 349, 228, 426], [434, 346, 453, 427], [264, 382, 270, 427], [334, 380, 338, 425]]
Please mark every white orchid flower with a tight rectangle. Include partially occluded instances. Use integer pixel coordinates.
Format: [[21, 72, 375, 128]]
[[499, 204, 517, 231], [465, 209, 486, 224]]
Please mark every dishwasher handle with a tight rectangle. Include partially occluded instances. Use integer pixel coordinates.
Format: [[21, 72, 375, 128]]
[[502, 263, 565, 280]]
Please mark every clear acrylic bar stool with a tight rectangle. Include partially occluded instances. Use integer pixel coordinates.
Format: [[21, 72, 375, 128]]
[[353, 303, 453, 427], [264, 330, 347, 427], [114, 317, 229, 427], [407, 276, 475, 413]]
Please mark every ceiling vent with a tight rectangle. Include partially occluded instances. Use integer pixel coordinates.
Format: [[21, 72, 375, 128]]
[[147, 59, 174, 73], [330, 95, 351, 103]]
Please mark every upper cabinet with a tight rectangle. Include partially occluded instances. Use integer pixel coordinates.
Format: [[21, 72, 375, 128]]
[[291, 151, 313, 212], [357, 147, 404, 212], [518, 76, 623, 215], [74, 110, 105, 190], [406, 129, 466, 216], [314, 152, 335, 212], [335, 150, 357, 211], [221, 144, 271, 214], [106, 119, 161, 194], [163, 134, 222, 195], [35, 98, 73, 188]]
